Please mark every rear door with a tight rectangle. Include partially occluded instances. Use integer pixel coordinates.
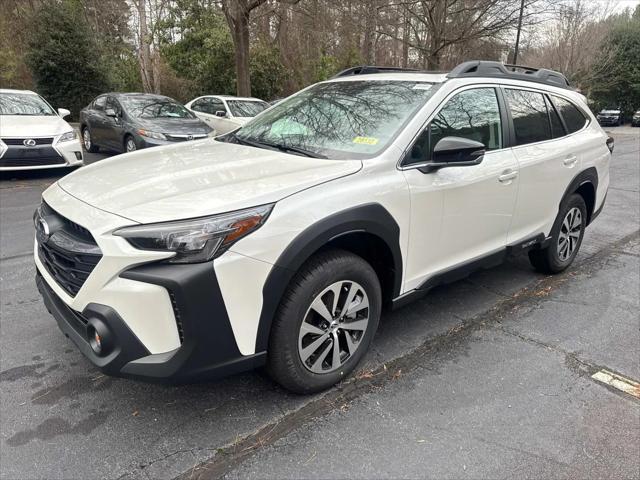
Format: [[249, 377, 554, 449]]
[[88, 95, 108, 146], [504, 88, 586, 243]]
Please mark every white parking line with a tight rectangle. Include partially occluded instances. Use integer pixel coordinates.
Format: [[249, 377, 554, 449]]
[[591, 369, 640, 399]]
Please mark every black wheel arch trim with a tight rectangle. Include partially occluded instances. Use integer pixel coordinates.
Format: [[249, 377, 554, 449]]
[[560, 167, 598, 224], [254, 203, 402, 352]]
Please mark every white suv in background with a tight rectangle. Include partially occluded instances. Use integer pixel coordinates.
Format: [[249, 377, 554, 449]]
[[0, 89, 83, 171], [34, 61, 610, 393]]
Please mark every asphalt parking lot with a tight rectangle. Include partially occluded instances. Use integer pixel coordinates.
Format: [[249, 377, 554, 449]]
[[1, 128, 638, 480]]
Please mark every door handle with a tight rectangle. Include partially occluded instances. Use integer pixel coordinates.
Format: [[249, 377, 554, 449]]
[[563, 155, 578, 166], [498, 170, 518, 183]]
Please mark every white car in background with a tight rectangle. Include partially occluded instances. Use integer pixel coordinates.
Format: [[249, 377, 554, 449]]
[[0, 89, 83, 171], [185, 95, 269, 135]]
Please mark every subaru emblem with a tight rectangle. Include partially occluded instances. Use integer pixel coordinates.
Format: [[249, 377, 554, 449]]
[[24, 138, 37, 147]]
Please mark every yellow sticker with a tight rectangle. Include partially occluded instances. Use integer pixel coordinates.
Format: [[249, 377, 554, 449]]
[[353, 136, 379, 145]]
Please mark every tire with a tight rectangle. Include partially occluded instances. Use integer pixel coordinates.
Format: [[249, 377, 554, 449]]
[[267, 249, 381, 394], [528, 194, 587, 274], [124, 135, 137, 153], [82, 127, 99, 153]]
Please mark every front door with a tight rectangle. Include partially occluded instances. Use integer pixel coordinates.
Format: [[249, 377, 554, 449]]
[[401, 86, 519, 291]]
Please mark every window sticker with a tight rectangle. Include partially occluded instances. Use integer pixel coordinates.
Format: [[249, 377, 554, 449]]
[[353, 136, 379, 145]]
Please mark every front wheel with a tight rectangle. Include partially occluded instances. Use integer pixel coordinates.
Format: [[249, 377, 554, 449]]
[[529, 194, 587, 274], [124, 135, 137, 152], [267, 250, 381, 394]]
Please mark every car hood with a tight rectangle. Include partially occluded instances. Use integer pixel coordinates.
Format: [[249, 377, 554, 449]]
[[135, 117, 211, 134], [0, 115, 73, 137], [57, 139, 362, 223]]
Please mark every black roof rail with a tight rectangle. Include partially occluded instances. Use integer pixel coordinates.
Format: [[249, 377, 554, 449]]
[[331, 65, 425, 78], [447, 60, 571, 89]]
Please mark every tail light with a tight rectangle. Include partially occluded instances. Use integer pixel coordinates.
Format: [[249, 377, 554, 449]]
[[606, 136, 614, 153]]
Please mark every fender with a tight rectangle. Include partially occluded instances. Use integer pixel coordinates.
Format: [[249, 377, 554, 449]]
[[560, 167, 598, 223], [254, 203, 402, 352]]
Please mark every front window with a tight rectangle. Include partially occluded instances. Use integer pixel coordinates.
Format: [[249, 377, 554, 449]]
[[226, 100, 268, 117], [234, 80, 438, 159], [120, 96, 195, 119], [405, 87, 502, 165], [0, 92, 56, 116]]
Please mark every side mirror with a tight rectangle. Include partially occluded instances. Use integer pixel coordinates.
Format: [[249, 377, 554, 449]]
[[105, 108, 118, 117], [419, 136, 485, 173], [215, 110, 227, 118], [57, 108, 70, 119]]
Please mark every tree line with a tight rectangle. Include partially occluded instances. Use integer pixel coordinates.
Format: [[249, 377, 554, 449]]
[[1, 0, 638, 119]]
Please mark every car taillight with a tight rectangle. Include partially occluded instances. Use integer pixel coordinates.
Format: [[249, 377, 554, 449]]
[[606, 136, 614, 153]]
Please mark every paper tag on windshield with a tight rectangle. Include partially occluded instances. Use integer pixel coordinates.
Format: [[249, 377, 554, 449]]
[[413, 84, 432, 90], [353, 136, 379, 145]]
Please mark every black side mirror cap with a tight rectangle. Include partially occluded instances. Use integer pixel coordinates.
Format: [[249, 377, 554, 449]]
[[418, 136, 485, 173]]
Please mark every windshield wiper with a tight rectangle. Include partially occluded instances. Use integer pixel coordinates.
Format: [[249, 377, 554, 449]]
[[230, 132, 327, 159]]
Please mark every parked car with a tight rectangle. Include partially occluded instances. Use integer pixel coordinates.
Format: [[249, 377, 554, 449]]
[[185, 95, 269, 135], [596, 107, 623, 126], [35, 61, 610, 394], [79, 93, 213, 153], [632, 110, 640, 127], [0, 89, 82, 171]]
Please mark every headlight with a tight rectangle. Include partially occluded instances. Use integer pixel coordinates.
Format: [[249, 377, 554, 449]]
[[137, 129, 166, 141], [113, 204, 274, 263], [57, 131, 77, 143]]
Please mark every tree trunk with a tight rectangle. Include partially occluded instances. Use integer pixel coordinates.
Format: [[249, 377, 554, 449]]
[[233, 11, 252, 97], [136, 0, 153, 93]]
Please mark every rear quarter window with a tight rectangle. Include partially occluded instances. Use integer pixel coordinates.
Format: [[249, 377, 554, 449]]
[[551, 96, 587, 134]]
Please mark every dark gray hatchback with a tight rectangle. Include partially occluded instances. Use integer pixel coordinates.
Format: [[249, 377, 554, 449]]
[[79, 93, 213, 153]]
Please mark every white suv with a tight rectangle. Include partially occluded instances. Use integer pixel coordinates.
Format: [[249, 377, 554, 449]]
[[34, 62, 610, 393]]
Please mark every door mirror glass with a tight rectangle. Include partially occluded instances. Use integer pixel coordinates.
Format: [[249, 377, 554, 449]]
[[105, 108, 117, 117], [215, 110, 227, 117], [57, 108, 70, 118]]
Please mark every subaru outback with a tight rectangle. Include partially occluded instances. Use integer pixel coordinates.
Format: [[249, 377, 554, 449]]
[[34, 61, 610, 393]]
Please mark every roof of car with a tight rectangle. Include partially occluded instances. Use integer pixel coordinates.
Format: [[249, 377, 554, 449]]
[[109, 92, 173, 99], [196, 95, 266, 102], [0, 89, 38, 95]]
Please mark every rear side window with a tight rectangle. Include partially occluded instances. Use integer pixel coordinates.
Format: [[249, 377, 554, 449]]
[[504, 89, 551, 145], [93, 96, 106, 111], [552, 96, 587, 134]]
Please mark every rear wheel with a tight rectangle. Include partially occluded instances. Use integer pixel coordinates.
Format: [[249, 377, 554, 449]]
[[267, 249, 381, 394], [529, 194, 587, 274], [82, 127, 99, 153]]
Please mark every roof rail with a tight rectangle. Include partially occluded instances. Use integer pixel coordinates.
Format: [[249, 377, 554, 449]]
[[447, 61, 570, 89], [331, 65, 424, 78]]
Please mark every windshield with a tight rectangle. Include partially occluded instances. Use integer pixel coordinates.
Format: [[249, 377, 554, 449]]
[[235, 80, 437, 159], [120, 96, 195, 119], [227, 100, 269, 117], [0, 93, 56, 116]]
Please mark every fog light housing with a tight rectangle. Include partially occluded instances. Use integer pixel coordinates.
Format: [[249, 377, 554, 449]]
[[86, 318, 111, 356]]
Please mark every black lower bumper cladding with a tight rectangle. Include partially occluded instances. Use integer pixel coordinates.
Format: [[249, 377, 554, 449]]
[[37, 261, 266, 383]]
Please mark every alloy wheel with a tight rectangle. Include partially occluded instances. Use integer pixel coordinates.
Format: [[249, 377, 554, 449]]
[[83, 129, 91, 150], [126, 138, 136, 152], [557, 207, 582, 261], [298, 280, 370, 374]]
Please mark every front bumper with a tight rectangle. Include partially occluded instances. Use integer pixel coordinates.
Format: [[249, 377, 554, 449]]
[[597, 117, 621, 126], [37, 261, 266, 383], [0, 138, 83, 171]]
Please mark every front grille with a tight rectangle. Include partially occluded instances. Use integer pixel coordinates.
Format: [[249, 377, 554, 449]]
[[1, 137, 54, 145], [1, 144, 64, 167], [165, 134, 208, 142], [36, 203, 102, 297]]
